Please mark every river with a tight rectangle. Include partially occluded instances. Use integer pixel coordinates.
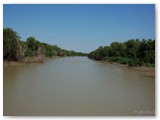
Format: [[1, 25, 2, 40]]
[[3, 57, 155, 116]]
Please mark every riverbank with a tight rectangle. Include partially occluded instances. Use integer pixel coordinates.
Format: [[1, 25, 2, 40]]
[[4, 56, 155, 78], [22, 56, 45, 63], [100, 60, 155, 78], [130, 66, 155, 77], [3, 56, 59, 67]]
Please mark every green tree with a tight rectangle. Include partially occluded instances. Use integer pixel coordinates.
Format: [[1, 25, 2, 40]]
[[88, 39, 155, 67], [3, 28, 21, 61], [125, 39, 140, 58], [26, 37, 38, 51], [25, 37, 39, 57]]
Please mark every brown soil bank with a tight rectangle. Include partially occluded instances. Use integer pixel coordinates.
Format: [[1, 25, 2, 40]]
[[3, 61, 22, 67], [3, 56, 46, 67], [130, 66, 155, 78], [99, 61, 155, 78], [4, 57, 155, 78], [114, 62, 155, 78], [3, 56, 61, 67], [22, 56, 45, 63]]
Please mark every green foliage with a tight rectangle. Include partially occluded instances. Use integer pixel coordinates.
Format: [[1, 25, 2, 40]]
[[104, 57, 132, 64], [125, 39, 140, 58], [26, 37, 38, 51], [128, 58, 143, 67], [88, 46, 106, 60], [3, 28, 87, 61], [3, 28, 21, 61], [88, 39, 155, 67], [24, 48, 33, 57], [138, 39, 155, 64], [24, 37, 39, 57]]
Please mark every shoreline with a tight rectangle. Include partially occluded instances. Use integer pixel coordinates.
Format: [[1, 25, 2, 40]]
[[99, 60, 155, 78], [3, 57, 155, 78], [130, 66, 155, 78], [3, 56, 60, 67]]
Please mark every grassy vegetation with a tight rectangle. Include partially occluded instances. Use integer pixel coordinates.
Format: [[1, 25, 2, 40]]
[[103, 57, 144, 67]]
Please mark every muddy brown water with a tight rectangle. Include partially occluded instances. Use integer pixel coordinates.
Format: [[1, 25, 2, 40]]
[[3, 57, 155, 116]]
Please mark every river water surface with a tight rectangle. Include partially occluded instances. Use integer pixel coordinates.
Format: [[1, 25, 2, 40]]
[[3, 57, 155, 116]]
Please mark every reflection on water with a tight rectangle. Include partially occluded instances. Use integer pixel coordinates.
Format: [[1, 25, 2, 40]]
[[3, 57, 155, 116]]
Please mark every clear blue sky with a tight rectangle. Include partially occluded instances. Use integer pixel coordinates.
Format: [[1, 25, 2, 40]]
[[3, 4, 155, 53]]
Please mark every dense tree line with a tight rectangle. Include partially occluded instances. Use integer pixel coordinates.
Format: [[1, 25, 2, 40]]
[[88, 39, 155, 67], [3, 28, 87, 61]]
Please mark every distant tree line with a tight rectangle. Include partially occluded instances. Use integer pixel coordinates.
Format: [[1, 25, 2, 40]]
[[88, 39, 155, 67], [3, 28, 87, 61]]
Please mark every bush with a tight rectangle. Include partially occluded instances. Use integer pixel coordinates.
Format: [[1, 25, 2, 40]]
[[128, 58, 143, 67], [88, 39, 155, 67], [103, 57, 143, 67], [24, 48, 34, 57]]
